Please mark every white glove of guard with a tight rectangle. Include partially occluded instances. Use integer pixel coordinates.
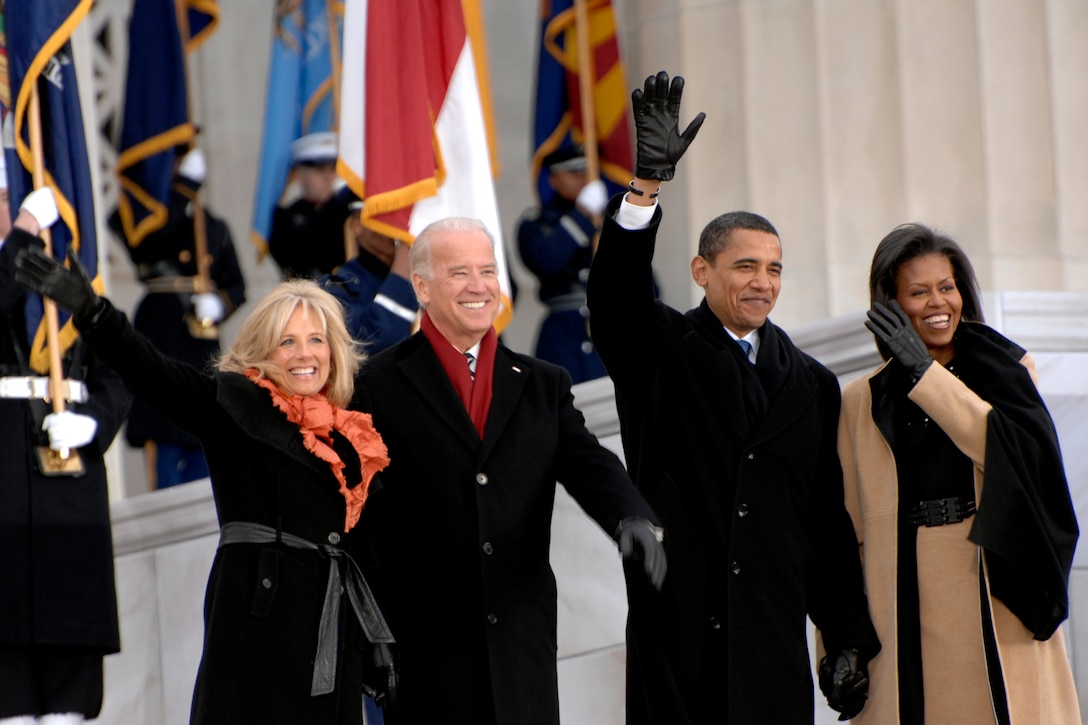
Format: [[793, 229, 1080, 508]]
[[42, 411, 98, 451], [178, 148, 207, 184], [20, 187, 60, 229], [192, 292, 225, 323], [575, 179, 608, 216]]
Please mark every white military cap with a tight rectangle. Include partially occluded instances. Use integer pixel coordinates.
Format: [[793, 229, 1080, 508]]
[[290, 131, 338, 165]]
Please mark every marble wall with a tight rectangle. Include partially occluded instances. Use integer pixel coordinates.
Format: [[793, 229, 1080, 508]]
[[94, 292, 1088, 724], [79, 0, 1088, 405]]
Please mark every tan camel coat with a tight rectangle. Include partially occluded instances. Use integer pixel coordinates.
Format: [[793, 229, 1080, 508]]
[[838, 357, 1081, 724]]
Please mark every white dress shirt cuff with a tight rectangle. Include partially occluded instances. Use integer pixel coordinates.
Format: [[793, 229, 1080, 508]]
[[614, 195, 658, 231]]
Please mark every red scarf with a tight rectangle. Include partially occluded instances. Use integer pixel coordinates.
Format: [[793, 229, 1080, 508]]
[[245, 370, 390, 531], [420, 311, 495, 438]]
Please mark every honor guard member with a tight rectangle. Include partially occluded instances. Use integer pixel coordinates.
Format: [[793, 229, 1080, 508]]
[[110, 147, 246, 489], [516, 147, 659, 384], [269, 131, 352, 280], [0, 183, 131, 724], [515, 147, 608, 384], [320, 192, 419, 353]]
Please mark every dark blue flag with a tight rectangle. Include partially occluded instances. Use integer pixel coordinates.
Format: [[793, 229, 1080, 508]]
[[2, 0, 100, 373], [115, 0, 218, 249]]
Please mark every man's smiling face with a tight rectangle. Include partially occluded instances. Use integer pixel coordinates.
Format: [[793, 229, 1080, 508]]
[[413, 227, 500, 351]]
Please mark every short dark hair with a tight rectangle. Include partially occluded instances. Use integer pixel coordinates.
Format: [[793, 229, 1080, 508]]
[[868, 222, 984, 359], [698, 211, 779, 261]]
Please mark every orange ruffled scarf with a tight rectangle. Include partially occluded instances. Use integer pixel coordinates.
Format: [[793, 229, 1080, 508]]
[[245, 370, 390, 532]]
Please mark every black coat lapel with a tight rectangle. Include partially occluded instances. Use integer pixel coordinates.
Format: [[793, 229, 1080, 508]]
[[685, 301, 757, 440], [216, 372, 328, 475], [746, 323, 817, 446], [479, 347, 530, 462], [397, 335, 480, 451]]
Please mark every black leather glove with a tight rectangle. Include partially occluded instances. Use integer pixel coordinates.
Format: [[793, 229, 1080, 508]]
[[615, 517, 666, 590], [14, 243, 100, 322], [864, 300, 933, 380], [819, 648, 869, 721], [363, 641, 398, 712], [631, 71, 706, 181]]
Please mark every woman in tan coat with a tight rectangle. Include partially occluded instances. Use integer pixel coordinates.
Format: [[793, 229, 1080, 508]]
[[837, 223, 1080, 723]]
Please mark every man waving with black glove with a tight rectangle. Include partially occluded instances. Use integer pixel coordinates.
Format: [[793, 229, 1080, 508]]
[[586, 71, 880, 723]]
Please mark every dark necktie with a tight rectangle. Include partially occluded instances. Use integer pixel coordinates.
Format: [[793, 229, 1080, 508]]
[[737, 339, 754, 364], [465, 351, 476, 380]]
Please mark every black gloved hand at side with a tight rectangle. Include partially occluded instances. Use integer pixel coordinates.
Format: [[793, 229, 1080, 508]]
[[14, 243, 100, 322], [631, 71, 706, 181], [363, 641, 398, 712], [819, 648, 870, 721], [864, 300, 933, 380], [615, 517, 667, 590]]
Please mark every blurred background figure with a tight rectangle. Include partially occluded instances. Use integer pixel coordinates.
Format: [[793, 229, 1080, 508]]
[[320, 192, 419, 354], [110, 147, 246, 490], [269, 131, 351, 280], [517, 146, 657, 384], [1, 182, 131, 724]]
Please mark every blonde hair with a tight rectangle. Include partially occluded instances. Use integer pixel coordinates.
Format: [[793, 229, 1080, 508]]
[[218, 279, 363, 407]]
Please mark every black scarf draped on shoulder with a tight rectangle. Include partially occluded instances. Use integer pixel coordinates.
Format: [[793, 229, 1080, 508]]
[[953, 322, 1078, 640]]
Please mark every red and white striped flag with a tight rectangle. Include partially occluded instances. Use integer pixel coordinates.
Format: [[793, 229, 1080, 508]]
[[338, 0, 512, 331]]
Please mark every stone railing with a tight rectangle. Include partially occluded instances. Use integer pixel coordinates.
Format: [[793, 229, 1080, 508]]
[[98, 292, 1088, 724]]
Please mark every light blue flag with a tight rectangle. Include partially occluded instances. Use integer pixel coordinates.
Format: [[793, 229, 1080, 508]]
[[250, 0, 342, 257]]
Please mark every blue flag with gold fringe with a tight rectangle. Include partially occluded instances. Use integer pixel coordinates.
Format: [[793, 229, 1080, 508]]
[[1, 0, 101, 374], [250, 0, 342, 258], [115, 0, 218, 249]]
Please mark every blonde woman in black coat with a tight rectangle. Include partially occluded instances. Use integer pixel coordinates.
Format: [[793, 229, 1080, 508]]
[[14, 191, 396, 725]]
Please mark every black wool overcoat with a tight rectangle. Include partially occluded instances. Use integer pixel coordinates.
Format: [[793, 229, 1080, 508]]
[[0, 230, 131, 655], [352, 332, 657, 725], [78, 299, 387, 725], [587, 200, 880, 724]]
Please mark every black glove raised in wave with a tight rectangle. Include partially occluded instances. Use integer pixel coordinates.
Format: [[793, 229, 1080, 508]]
[[631, 71, 705, 182], [865, 300, 933, 380], [15, 243, 101, 323]]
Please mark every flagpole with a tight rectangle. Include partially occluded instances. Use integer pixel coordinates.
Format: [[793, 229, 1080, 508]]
[[573, 0, 603, 253], [175, 0, 217, 338], [327, 0, 342, 130], [27, 81, 81, 471], [573, 0, 599, 182]]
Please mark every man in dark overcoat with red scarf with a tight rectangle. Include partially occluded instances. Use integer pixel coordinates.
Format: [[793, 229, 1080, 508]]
[[353, 216, 666, 725]]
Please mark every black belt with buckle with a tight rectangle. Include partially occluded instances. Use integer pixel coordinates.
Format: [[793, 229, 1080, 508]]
[[907, 496, 976, 527]]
